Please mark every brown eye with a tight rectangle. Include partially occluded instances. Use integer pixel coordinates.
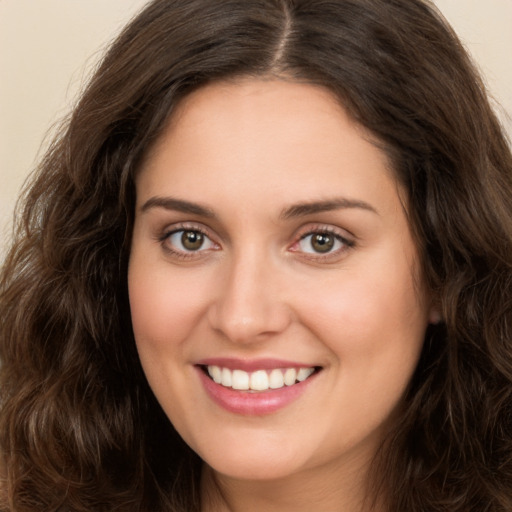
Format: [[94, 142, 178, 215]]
[[310, 233, 335, 253], [166, 229, 216, 253], [181, 230, 204, 251], [297, 231, 347, 256]]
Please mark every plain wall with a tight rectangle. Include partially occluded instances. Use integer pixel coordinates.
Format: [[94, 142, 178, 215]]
[[1, 0, 511, 260]]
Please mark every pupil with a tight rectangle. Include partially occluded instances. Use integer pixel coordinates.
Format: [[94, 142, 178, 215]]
[[182, 231, 203, 250], [312, 233, 334, 253]]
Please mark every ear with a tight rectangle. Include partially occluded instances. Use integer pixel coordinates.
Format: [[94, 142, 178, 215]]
[[428, 306, 442, 325]]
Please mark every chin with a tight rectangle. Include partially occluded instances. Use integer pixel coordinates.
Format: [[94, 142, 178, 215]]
[[197, 441, 308, 482], [209, 459, 299, 481]]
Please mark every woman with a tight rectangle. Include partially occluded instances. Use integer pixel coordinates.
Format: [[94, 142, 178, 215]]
[[1, 0, 511, 510]]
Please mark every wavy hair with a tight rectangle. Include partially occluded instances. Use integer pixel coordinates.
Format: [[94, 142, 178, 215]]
[[1, 0, 511, 510]]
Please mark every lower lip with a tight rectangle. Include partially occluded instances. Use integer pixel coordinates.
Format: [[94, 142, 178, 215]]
[[197, 367, 316, 416]]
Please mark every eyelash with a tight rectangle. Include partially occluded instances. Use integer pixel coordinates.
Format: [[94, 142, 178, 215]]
[[290, 226, 355, 261], [158, 224, 218, 260], [157, 223, 355, 261]]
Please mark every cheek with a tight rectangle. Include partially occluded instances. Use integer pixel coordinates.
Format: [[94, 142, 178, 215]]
[[303, 261, 427, 434], [127, 263, 212, 423], [301, 249, 428, 368], [127, 263, 210, 355]]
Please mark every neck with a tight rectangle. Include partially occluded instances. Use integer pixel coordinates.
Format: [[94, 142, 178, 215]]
[[200, 455, 386, 512]]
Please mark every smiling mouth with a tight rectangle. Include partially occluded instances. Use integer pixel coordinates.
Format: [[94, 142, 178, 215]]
[[201, 365, 321, 392]]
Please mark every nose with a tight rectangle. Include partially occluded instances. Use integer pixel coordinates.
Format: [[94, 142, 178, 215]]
[[207, 249, 292, 344]]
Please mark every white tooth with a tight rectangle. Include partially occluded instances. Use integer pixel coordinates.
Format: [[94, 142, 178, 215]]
[[284, 368, 297, 386], [250, 370, 269, 391], [269, 369, 285, 389], [232, 369, 250, 390], [208, 365, 222, 384], [221, 367, 232, 387], [297, 367, 314, 382]]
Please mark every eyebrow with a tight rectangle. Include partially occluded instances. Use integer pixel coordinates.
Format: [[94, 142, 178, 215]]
[[140, 196, 216, 218], [280, 198, 378, 219], [140, 195, 378, 219]]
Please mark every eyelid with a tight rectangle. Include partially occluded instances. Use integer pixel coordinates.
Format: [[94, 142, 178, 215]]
[[155, 221, 354, 261], [293, 223, 354, 242], [157, 222, 220, 258], [289, 223, 355, 260]]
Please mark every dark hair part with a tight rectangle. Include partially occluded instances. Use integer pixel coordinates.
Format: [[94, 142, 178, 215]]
[[1, 0, 511, 510]]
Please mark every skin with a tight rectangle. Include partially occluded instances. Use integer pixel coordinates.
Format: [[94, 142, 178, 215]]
[[128, 79, 435, 511]]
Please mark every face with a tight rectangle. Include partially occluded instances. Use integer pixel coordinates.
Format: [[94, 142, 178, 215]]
[[129, 79, 432, 484]]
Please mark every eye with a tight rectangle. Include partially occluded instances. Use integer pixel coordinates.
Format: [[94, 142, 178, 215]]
[[299, 232, 341, 253], [290, 227, 354, 260], [165, 229, 216, 254], [298, 232, 346, 254]]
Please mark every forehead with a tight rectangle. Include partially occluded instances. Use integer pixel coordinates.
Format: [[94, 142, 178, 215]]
[[138, 79, 399, 209]]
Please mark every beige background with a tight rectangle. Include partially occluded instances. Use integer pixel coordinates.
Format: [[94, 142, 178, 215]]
[[1, 1, 511, 260]]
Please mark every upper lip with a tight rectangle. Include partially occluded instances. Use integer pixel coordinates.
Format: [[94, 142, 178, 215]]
[[195, 357, 319, 372]]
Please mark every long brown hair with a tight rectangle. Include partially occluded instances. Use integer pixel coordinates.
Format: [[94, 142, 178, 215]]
[[1, 1, 511, 510]]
